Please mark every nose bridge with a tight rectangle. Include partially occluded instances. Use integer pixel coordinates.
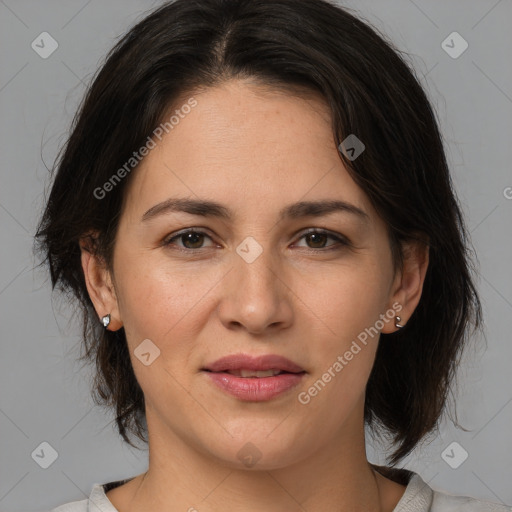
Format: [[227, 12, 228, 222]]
[[217, 234, 292, 333], [233, 235, 279, 301]]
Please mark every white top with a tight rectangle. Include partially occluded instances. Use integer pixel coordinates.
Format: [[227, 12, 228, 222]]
[[49, 471, 511, 512]]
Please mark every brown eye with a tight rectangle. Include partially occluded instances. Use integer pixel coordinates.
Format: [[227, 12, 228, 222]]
[[305, 232, 329, 248], [181, 232, 205, 249], [164, 230, 216, 250], [294, 229, 349, 251]]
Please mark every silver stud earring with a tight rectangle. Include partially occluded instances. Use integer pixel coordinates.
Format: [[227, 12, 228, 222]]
[[101, 314, 111, 329], [395, 316, 404, 329]]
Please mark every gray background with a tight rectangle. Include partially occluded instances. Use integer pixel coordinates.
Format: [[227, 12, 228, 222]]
[[0, 0, 511, 510]]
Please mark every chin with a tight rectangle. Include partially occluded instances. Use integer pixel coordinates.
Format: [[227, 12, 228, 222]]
[[197, 427, 313, 471]]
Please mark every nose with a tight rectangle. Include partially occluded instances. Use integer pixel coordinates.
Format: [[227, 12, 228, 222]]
[[216, 244, 294, 335]]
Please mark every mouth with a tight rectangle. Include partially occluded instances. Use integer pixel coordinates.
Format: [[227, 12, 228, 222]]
[[202, 353, 305, 374], [201, 354, 306, 401], [211, 368, 296, 378]]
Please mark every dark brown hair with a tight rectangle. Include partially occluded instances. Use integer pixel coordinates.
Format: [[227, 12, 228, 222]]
[[35, 0, 482, 465]]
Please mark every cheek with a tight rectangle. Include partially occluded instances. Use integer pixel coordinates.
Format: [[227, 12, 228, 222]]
[[295, 258, 391, 343], [113, 249, 217, 349], [112, 254, 219, 407], [293, 259, 390, 402]]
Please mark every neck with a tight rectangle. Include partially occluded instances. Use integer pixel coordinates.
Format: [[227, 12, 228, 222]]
[[109, 400, 405, 512]]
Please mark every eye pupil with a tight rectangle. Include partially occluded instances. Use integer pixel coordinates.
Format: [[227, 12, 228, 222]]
[[182, 232, 204, 248], [306, 233, 327, 248]]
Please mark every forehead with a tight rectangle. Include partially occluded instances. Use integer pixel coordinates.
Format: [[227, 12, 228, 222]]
[[122, 79, 375, 222]]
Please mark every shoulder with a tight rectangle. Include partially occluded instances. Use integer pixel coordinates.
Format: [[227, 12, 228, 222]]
[[49, 499, 88, 512], [431, 489, 511, 511], [49, 481, 120, 512], [372, 465, 511, 512], [394, 470, 511, 512]]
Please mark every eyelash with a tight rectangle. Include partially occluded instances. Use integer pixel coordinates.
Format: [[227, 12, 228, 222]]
[[162, 228, 350, 253]]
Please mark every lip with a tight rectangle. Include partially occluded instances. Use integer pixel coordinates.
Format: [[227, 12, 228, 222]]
[[202, 353, 305, 373], [202, 353, 306, 402]]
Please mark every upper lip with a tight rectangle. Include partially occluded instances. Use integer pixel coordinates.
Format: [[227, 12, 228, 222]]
[[202, 354, 305, 373]]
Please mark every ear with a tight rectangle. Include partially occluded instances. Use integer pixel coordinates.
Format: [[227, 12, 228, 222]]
[[381, 236, 429, 334], [79, 235, 123, 331]]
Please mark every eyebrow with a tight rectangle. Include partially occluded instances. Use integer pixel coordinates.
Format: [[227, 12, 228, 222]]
[[141, 198, 370, 224]]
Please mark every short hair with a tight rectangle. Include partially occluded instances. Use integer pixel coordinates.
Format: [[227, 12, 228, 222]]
[[35, 0, 482, 465]]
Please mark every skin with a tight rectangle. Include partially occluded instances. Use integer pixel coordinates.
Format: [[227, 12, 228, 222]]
[[80, 79, 429, 512]]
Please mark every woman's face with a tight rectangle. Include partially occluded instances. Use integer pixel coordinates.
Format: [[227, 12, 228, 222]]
[[90, 79, 419, 469]]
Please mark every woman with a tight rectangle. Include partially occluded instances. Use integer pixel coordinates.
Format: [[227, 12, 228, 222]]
[[36, 0, 510, 510]]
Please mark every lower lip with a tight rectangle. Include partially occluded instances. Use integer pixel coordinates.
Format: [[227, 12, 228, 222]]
[[204, 371, 305, 401]]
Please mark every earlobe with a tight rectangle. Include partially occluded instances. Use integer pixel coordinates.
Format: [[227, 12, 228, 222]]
[[382, 237, 429, 334], [79, 238, 122, 331]]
